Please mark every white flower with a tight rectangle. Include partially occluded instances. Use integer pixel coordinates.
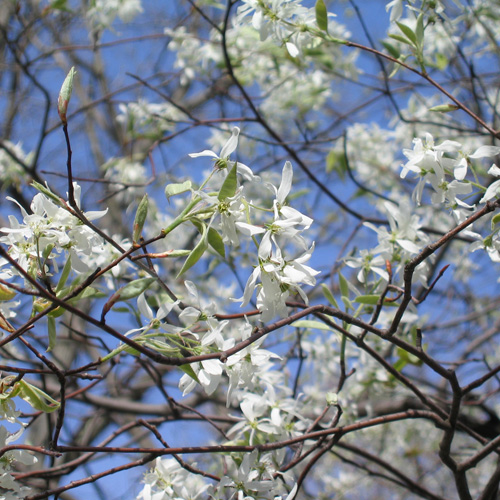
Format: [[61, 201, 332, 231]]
[[480, 164, 500, 203], [239, 244, 319, 322], [386, 0, 403, 21], [137, 457, 211, 500], [189, 127, 258, 183], [219, 450, 278, 496], [434, 140, 500, 180], [0, 183, 107, 276], [87, 0, 143, 29], [189, 126, 240, 164]]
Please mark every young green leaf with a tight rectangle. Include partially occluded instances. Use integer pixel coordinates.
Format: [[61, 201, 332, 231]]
[[207, 227, 225, 258], [17, 380, 60, 413], [58, 66, 77, 124], [179, 363, 200, 384], [176, 225, 209, 278], [396, 21, 417, 45], [47, 316, 57, 352], [415, 12, 424, 48], [381, 40, 401, 59], [315, 0, 328, 32], [492, 213, 500, 231], [101, 278, 156, 322], [338, 272, 349, 298], [321, 283, 339, 308], [388, 34, 415, 47], [191, 219, 225, 258], [218, 162, 238, 201], [291, 319, 334, 331], [165, 180, 192, 200], [0, 283, 16, 301], [112, 278, 156, 301], [31, 181, 65, 206], [354, 294, 398, 306], [55, 255, 73, 294], [133, 194, 149, 243], [428, 104, 460, 113]]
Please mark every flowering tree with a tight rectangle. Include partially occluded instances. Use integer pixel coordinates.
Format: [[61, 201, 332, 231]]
[[1, 0, 500, 498]]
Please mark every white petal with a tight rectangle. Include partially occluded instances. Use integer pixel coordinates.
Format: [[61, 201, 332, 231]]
[[235, 221, 265, 236], [480, 179, 500, 203], [220, 127, 240, 159], [137, 292, 153, 320], [240, 266, 261, 307], [469, 145, 500, 159], [286, 42, 299, 57], [454, 161, 467, 181], [277, 161, 293, 204], [202, 358, 222, 375], [396, 238, 421, 254], [188, 150, 218, 158], [488, 164, 500, 176], [258, 231, 273, 259]]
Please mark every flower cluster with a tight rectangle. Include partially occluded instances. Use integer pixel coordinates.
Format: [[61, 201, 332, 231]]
[[0, 183, 107, 278], [401, 132, 500, 212]]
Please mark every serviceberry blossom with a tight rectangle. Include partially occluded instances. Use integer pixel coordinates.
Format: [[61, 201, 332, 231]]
[[480, 164, 500, 203], [86, 0, 143, 29], [239, 244, 319, 323], [401, 133, 500, 209], [219, 450, 279, 498], [0, 183, 107, 276], [138, 457, 211, 500], [434, 140, 500, 181], [346, 200, 430, 286], [189, 126, 256, 182]]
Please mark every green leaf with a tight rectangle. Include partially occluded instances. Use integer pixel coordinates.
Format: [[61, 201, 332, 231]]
[[396, 21, 417, 45], [176, 225, 209, 278], [207, 227, 225, 258], [388, 34, 415, 46], [492, 213, 500, 231], [55, 255, 72, 294], [47, 316, 57, 352], [179, 363, 200, 384], [388, 63, 401, 78], [381, 40, 401, 59], [101, 278, 156, 321], [66, 286, 105, 304], [393, 358, 407, 372], [354, 294, 398, 307], [291, 319, 334, 331], [0, 283, 16, 301], [434, 53, 448, 70], [218, 162, 238, 201], [165, 180, 192, 200], [191, 219, 225, 258], [315, 0, 328, 32], [341, 296, 353, 310], [321, 284, 339, 308], [338, 272, 349, 298], [354, 294, 380, 305], [17, 380, 60, 413], [326, 150, 347, 177], [132, 194, 149, 243], [396, 346, 423, 366], [428, 104, 460, 113], [415, 12, 424, 48], [31, 181, 65, 207], [113, 278, 156, 301]]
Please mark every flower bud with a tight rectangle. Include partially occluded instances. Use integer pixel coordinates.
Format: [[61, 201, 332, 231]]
[[57, 66, 77, 124]]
